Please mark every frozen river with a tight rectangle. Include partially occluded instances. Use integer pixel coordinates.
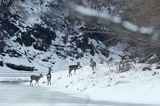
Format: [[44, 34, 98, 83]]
[[0, 84, 97, 106], [0, 84, 159, 106], [0, 84, 110, 106]]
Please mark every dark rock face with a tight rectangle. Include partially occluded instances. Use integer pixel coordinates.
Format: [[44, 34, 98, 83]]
[[5, 49, 22, 57], [19, 33, 36, 46], [0, 1, 111, 60], [0, 15, 20, 37], [142, 67, 152, 71], [16, 25, 56, 51], [0, 41, 5, 53], [0, 13, 21, 54], [156, 66, 160, 69], [74, 31, 112, 57], [0, 61, 3, 67], [1, 11, 57, 53]]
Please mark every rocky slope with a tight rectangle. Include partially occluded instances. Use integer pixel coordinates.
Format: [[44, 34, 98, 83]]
[[0, 0, 115, 71], [0, 0, 160, 71]]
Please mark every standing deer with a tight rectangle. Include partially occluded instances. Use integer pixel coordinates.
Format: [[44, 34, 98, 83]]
[[30, 74, 43, 86], [90, 59, 96, 73], [68, 62, 81, 77], [47, 67, 52, 85]]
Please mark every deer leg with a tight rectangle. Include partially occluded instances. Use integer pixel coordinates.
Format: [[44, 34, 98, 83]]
[[92, 67, 94, 71], [95, 66, 97, 71], [47, 79, 51, 85], [69, 73, 72, 77], [36, 81, 39, 86], [68, 73, 70, 77], [47, 80, 49, 85], [92, 67, 96, 74], [74, 69, 76, 75], [34, 80, 38, 86], [48, 81, 50, 85], [69, 69, 72, 77], [30, 80, 33, 86], [50, 79, 51, 85]]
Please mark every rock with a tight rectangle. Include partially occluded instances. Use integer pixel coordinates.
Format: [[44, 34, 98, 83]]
[[6, 63, 34, 71], [142, 67, 151, 71], [5, 49, 22, 57], [156, 66, 160, 69], [16, 25, 56, 51], [0, 61, 3, 67]]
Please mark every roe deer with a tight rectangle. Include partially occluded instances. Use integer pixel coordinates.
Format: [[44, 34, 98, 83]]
[[68, 62, 81, 77], [47, 67, 52, 85], [30, 74, 43, 86], [90, 59, 96, 73]]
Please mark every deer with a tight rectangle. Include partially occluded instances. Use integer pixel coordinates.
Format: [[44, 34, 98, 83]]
[[68, 62, 81, 77], [30, 74, 43, 86], [90, 59, 96, 74], [47, 67, 52, 85]]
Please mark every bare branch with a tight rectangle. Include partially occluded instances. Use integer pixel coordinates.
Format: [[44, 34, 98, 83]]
[[60, 0, 160, 41]]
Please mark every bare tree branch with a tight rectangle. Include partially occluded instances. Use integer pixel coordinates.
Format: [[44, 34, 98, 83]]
[[60, 0, 160, 42]]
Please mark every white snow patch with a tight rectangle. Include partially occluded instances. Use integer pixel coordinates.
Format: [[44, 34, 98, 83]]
[[123, 21, 139, 32]]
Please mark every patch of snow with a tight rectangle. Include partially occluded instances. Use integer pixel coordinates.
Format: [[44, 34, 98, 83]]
[[112, 16, 121, 24], [122, 21, 139, 32], [139, 27, 154, 34]]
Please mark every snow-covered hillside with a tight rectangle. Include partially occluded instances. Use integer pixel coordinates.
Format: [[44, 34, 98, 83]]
[[0, 0, 113, 72], [1, 31, 107, 72]]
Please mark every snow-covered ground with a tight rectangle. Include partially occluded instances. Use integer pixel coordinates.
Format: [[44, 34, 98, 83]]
[[1, 43, 160, 105], [21, 62, 160, 105]]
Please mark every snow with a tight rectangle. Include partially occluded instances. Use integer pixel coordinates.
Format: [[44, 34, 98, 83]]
[[139, 27, 154, 34], [123, 21, 139, 32], [20, 62, 160, 105], [1, 41, 160, 105], [0, 103, 95, 106], [1, 31, 159, 105], [71, 3, 100, 17], [112, 16, 122, 24], [1, 0, 160, 105]]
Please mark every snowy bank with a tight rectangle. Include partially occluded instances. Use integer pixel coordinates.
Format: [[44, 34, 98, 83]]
[[23, 63, 160, 105]]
